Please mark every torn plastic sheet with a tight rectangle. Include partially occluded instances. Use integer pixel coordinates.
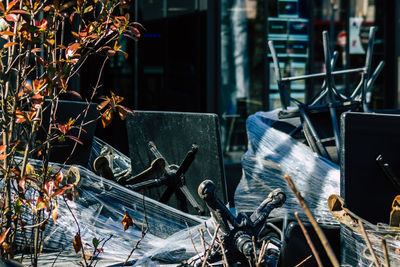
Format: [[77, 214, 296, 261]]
[[341, 222, 400, 266], [88, 136, 132, 179], [15, 158, 212, 266], [234, 111, 340, 224]]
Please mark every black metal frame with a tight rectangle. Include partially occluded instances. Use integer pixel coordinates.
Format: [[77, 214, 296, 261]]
[[268, 27, 384, 162]]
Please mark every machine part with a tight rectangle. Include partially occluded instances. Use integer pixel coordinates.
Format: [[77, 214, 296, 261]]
[[192, 180, 285, 266]]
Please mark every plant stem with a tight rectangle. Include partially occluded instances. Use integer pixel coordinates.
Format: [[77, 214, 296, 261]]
[[284, 174, 339, 267]]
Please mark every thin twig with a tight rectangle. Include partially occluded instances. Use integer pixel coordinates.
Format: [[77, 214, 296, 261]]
[[294, 255, 313, 267], [51, 248, 64, 267], [295, 212, 324, 267], [122, 194, 149, 266], [185, 222, 201, 260], [201, 225, 220, 267], [358, 219, 380, 267], [284, 174, 339, 267], [381, 237, 390, 267]]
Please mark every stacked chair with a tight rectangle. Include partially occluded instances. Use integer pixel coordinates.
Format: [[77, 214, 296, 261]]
[[268, 27, 384, 163]]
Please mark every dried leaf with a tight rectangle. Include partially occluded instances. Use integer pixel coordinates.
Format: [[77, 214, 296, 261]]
[[122, 211, 134, 231], [73, 233, 82, 253], [117, 106, 127, 120], [66, 135, 83, 145]]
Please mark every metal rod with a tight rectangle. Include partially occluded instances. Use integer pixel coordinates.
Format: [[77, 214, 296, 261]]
[[282, 67, 366, 82]]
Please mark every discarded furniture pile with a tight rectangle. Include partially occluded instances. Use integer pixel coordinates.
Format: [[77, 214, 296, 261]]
[[14, 27, 400, 267]]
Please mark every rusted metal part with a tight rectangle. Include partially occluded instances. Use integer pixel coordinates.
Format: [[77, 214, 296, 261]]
[[327, 194, 361, 229], [389, 196, 400, 228]]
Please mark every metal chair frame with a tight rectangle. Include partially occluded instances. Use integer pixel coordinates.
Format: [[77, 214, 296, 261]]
[[268, 27, 384, 162]]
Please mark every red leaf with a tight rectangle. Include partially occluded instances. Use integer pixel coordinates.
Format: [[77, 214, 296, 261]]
[[18, 178, 25, 192], [36, 55, 45, 66], [97, 100, 110, 111], [55, 171, 64, 187], [0, 145, 6, 154], [10, 9, 30, 15], [0, 2, 5, 12], [45, 180, 55, 197], [36, 196, 47, 211], [66, 90, 82, 99], [66, 43, 80, 58], [117, 106, 127, 120], [4, 14, 18, 22], [73, 233, 82, 253], [0, 228, 10, 245], [51, 184, 73, 198], [122, 211, 134, 231]]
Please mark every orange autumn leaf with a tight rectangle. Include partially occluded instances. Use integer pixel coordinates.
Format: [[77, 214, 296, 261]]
[[122, 211, 134, 231], [4, 42, 18, 48], [0, 228, 10, 245], [73, 233, 82, 253]]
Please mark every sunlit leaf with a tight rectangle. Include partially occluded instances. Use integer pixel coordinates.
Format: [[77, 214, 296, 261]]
[[0, 31, 16, 37], [52, 202, 58, 225], [4, 42, 18, 48], [4, 14, 18, 22], [15, 110, 26, 123], [101, 108, 113, 128], [84, 6, 93, 13], [0, 228, 10, 245], [45, 180, 55, 197], [122, 211, 134, 231], [6, 0, 18, 12], [107, 49, 116, 57], [11, 9, 30, 15], [55, 171, 64, 187], [66, 90, 82, 99], [66, 42, 80, 58], [51, 184, 73, 198], [92, 237, 99, 249], [97, 100, 110, 111], [36, 196, 46, 211], [73, 233, 82, 253], [31, 47, 42, 53], [18, 178, 25, 193]]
